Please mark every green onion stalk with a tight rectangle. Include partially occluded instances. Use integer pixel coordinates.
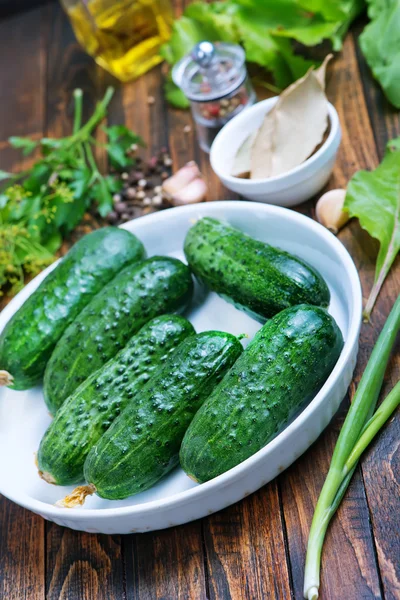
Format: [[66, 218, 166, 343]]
[[303, 294, 400, 600]]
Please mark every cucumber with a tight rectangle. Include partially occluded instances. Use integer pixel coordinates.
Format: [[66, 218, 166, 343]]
[[44, 256, 193, 415], [83, 331, 242, 500], [184, 217, 330, 321], [38, 315, 194, 486], [180, 304, 343, 483], [0, 227, 145, 390]]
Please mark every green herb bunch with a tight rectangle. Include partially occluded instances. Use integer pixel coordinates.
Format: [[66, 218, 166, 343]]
[[161, 0, 365, 108], [0, 87, 144, 296]]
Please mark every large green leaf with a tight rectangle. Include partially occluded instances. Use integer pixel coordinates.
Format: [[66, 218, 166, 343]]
[[160, 14, 224, 64], [236, 0, 341, 45], [299, 0, 364, 21], [185, 2, 240, 42], [359, 1, 400, 108], [234, 7, 315, 87], [345, 139, 400, 319], [364, 0, 395, 19], [161, 0, 364, 106]]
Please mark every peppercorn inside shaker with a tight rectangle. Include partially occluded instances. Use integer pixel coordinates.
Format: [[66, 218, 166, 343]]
[[172, 41, 256, 152]]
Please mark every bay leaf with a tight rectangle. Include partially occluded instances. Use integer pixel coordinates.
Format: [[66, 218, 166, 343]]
[[231, 56, 331, 179], [314, 54, 332, 88], [249, 56, 330, 180], [231, 130, 257, 178], [250, 66, 329, 179]]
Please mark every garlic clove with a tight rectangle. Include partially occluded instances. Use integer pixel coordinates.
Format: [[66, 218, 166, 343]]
[[170, 177, 207, 206], [162, 161, 200, 198], [316, 189, 350, 234]]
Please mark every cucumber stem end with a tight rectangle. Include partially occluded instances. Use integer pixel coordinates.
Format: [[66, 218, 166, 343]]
[[56, 484, 96, 508], [39, 470, 57, 485], [0, 370, 13, 386]]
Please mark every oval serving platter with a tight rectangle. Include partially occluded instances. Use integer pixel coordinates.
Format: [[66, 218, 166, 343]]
[[0, 201, 362, 534]]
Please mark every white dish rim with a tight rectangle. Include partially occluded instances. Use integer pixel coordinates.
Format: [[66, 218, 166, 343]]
[[0, 201, 362, 521]]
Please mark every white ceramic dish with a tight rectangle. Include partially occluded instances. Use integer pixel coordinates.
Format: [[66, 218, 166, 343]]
[[0, 201, 361, 534], [210, 97, 341, 207]]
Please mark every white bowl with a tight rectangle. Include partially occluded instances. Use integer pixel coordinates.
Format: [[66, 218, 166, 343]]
[[0, 201, 361, 534], [210, 98, 341, 207]]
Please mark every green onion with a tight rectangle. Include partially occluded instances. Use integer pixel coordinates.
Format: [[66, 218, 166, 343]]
[[343, 381, 400, 475], [303, 294, 400, 600]]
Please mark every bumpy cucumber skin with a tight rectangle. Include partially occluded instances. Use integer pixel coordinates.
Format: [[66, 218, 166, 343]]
[[180, 305, 344, 483], [184, 217, 330, 321], [0, 227, 145, 390], [44, 256, 193, 415], [38, 315, 195, 485], [84, 331, 243, 500]]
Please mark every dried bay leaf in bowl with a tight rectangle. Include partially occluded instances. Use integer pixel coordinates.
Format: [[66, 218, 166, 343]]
[[231, 55, 332, 180], [251, 67, 329, 179], [231, 130, 257, 178]]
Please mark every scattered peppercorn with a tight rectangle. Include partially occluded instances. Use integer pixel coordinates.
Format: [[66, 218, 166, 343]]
[[104, 147, 174, 226]]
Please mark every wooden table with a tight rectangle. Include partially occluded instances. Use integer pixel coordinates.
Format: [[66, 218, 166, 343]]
[[0, 4, 399, 600]]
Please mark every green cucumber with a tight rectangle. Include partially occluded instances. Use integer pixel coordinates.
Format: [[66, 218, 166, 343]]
[[0, 227, 145, 390], [184, 217, 330, 321], [82, 331, 242, 500], [44, 256, 193, 415], [180, 304, 344, 483], [38, 315, 194, 486]]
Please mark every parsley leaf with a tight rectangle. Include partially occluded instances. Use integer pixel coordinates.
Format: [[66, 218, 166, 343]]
[[9, 136, 38, 156], [104, 125, 145, 170], [0, 170, 11, 181], [0, 87, 144, 296]]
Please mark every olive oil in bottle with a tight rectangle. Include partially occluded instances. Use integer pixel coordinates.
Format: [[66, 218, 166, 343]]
[[61, 0, 173, 81]]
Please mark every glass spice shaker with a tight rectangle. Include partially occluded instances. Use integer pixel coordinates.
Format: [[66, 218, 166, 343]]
[[172, 41, 256, 152]]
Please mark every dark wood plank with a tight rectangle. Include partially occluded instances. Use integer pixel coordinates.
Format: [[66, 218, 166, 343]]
[[124, 522, 207, 600], [0, 503, 45, 600], [117, 65, 169, 160], [46, 524, 124, 600], [361, 353, 400, 600], [165, 0, 233, 201], [161, 9, 285, 594], [43, 2, 99, 139], [0, 7, 46, 600], [41, 8, 125, 600], [118, 46, 207, 600], [351, 23, 400, 600], [280, 33, 387, 600], [280, 410, 383, 600], [166, 78, 199, 172], [43, 2, 115, 180], [0, 7, 46, 169], [165, 41, 291, 595], [203, 487, 293, 600], [0, 0, 52, 20]]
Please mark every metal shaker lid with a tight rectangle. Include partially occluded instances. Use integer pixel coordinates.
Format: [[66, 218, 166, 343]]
[[172, 41, 247, 102]]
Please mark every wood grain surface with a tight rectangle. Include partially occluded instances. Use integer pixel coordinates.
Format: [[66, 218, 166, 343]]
[[0, 4, 399, 600]]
